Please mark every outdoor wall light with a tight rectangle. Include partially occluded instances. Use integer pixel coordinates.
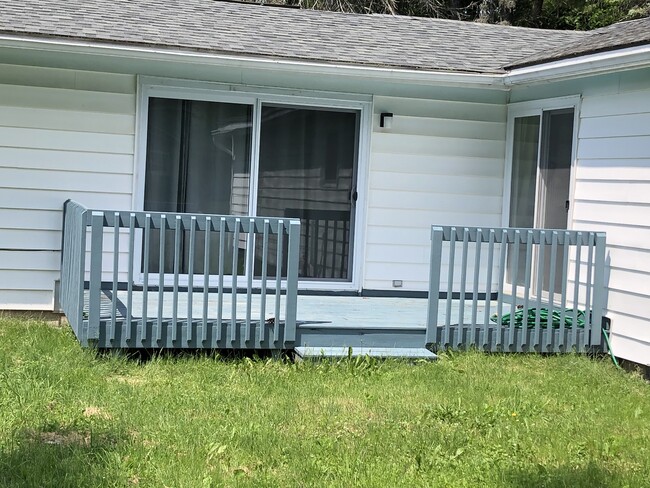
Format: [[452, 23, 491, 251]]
[[380, 112, 393, 129]]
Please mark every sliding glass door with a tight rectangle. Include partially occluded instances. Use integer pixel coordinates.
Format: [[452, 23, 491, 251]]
[[143, 95, 361, 285], [257, 105, 359, 280], [144, 97, 253, 275], [507, 106, 575, 294]]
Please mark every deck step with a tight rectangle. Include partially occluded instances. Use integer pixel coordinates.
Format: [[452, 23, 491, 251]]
[[294, 346, 437, 360]]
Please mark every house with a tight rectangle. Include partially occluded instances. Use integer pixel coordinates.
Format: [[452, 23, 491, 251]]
[[0, 0, 648, 363]]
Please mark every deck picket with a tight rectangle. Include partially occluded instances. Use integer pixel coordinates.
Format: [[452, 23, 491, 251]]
[[482, 230, 495, 349], [546, 232, 558, 351], [274, 221, 283, 345], [202, 217, 211, 344], [187, 216, 196, 344], [126, 214, 135, 342], [111, 213, 120, 343], [141, 214, 150, 344], [259, 220, 269, 346]]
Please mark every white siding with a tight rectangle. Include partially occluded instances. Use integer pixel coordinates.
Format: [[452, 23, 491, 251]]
[[573, 86, 650, 365], [364, 96, 506, 291], [0, 64, 136, 310]]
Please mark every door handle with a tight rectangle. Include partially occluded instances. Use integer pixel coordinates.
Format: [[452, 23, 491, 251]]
[[350, 189, 358, 202]]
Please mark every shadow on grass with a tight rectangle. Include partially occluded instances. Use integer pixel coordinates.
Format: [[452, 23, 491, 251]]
[[0, 427, 126, 487], [96, 347, 292, 363], [506, 462, 620, 488]]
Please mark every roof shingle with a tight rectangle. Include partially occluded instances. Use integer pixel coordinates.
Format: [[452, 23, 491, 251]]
[[0, 0, 588, 73], [508, 16, 650, 68]]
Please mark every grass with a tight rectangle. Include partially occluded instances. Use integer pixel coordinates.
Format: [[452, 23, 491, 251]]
[[0, 318, 648, 487]]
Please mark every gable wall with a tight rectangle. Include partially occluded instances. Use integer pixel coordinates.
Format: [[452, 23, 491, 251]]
[[0, 63, 136, 309]]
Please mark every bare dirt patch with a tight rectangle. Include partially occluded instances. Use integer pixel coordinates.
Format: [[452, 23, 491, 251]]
[[109, 375, 147, 386], [26, 429, 91, 447], [83, 406, 112, 420]]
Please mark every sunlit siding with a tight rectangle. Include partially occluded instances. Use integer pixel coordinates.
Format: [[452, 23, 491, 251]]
[[0, 64, 136, 309], [572, 87, 650, 365], [363, 96, 506, 291]]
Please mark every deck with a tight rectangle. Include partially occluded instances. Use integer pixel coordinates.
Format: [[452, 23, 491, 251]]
[[60, 201, 608, 355], [84, 290, 594, 353], [83, 292, 436, 349]]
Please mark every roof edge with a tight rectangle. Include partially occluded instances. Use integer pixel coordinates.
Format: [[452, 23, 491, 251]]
[[0, 34, 508, 90], [1, 31, 649, 90], [505, 44, 650, 85]]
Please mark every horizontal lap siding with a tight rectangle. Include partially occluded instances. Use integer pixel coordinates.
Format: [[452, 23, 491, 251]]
[[573, 87, 650, 364], [0, 64, 136, 310], [364, 96, 506, 291]]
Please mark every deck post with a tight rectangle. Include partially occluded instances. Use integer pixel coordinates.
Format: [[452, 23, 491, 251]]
[[60, 200, 88, 339], [76, 210, 87, 340], [426, 226, 444, 347], [284, 220, 301, 345], [591, 233, 607, 347], [88, 211, 104, 343]]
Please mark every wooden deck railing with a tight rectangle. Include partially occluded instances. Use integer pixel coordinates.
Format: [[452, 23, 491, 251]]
[[426, 225, 607, 353], [60, 200, 301, 349]]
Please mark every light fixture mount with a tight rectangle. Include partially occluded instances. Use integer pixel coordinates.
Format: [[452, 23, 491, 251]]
[[380, 112, 394, 129]]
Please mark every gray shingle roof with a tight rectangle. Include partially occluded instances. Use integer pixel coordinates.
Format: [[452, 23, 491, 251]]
[[0, 0, 587, 73], [508, 16, 650, 68]]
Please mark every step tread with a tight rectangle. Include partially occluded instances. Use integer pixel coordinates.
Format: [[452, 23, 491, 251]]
[[295, 346, 437, 359]]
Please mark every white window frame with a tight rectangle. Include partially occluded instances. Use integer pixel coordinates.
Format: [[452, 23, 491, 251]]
[[502, 95, 581, 229], [133, 76, 372, 292]]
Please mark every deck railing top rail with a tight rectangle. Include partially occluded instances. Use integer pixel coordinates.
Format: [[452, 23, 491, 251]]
[[95, 208, 298, 234], [439, 226, 602, 246]]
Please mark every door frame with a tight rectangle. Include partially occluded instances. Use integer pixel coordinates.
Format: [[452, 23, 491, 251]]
[[133, 76, 372, 292]]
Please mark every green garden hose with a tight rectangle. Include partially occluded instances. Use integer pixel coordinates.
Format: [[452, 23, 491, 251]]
[[491, 307, 621, 368], [601, 327, 621, 368], [491, 308, 586, 329]]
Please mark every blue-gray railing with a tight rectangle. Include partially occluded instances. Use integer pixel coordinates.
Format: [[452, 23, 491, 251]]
[[60, 200, 301, 349], [60, 200, 88, 342], [426, 226, 607, 353]]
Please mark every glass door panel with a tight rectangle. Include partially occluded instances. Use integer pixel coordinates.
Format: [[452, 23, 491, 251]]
[[538, 109, 574, 292], [507, 115, 540, 286], [256, 105, 359, 280], [143, 97, 253, 276], [506, 108, 575, 296]]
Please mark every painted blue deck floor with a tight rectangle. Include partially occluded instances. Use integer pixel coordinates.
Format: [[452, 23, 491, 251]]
[[92, 292, 512, 329], [86, 291, 514, 350]]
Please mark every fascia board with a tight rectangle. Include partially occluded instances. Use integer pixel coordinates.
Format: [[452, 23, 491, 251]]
[[0, 34, 507, 90], [1, 33, 647, 90], [504, 45, 650, 85]]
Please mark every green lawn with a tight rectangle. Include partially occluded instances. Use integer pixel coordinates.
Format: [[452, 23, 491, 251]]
[[0, 318, 648, 487]]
